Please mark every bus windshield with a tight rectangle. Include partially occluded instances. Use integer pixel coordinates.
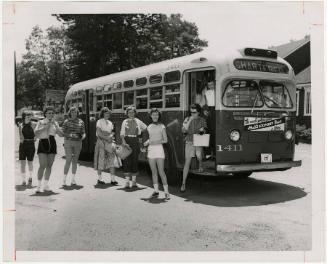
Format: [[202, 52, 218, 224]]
[[260, 81, 293, 108], [223, 80, 293, 109], [222, 80, 264, 107]]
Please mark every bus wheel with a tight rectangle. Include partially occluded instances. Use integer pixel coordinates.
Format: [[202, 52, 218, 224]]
[[233, 172, 252, 178]]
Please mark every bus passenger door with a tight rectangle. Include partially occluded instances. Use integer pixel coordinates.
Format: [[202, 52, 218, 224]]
[[187, 70, 216, 172], [79, 89, 95, 160]]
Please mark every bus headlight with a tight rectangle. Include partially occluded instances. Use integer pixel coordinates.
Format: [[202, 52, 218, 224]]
[[230, 130, 241, 142], [285, 130, 293, 140]]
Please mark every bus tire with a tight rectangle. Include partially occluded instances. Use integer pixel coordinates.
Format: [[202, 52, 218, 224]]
[[233, 172, 252, 178]]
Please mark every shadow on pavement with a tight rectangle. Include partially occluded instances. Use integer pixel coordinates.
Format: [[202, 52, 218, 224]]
[[74, 159, 308, 207], [116, 186, 147, 192], [140, 197, 168, 204], [30, 191, 60, 197], [167, 177, 308, 207], [118, 171, 307, 207], [94, 183, 116, 189], [15, 184, 36, 191], [60, 185, 84, 191]]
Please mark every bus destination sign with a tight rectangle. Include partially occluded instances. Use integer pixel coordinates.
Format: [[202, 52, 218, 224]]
[[234, 59, 289, 74]]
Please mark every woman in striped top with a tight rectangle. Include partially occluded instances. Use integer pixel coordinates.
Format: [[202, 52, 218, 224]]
[[62, 106, 86, 186]]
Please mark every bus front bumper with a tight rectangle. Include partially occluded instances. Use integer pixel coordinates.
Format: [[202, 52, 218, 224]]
[[217, 160, 302, 173]]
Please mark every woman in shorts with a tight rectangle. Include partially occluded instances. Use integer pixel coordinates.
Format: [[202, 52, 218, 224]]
[[34, 106, 63, 193], [18, 110, 37, 185], [144, 108, 170, 199], [181, 103, 207, 192]]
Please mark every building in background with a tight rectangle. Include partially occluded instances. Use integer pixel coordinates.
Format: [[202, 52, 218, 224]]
[[270, 35, 311, 129]]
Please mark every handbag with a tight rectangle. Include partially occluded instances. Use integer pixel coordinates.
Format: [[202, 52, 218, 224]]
[[193, 134, 210, 147], [113, 154, 122, 168], [116, 144, 132, 160]]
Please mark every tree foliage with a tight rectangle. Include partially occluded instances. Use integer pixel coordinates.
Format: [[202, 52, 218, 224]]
[[17, 25, 75, 107], [17, 14, 207, 108], [55, 14, 208, 81]]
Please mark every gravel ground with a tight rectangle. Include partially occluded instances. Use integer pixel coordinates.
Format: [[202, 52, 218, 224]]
[[15, 131, 311, 251]]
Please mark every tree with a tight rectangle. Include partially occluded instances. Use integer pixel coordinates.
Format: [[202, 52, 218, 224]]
[[16, 25, 75, 108], [55, 14, 208, 81]]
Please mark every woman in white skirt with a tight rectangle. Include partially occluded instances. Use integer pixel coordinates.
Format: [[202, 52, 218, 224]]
[[144, 108, 170, 199]]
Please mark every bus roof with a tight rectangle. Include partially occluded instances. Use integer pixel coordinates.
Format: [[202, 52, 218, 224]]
[[66, 47, 292, 99]]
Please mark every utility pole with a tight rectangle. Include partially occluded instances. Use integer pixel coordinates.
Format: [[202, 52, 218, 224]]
[[14, 51, 17, 116]]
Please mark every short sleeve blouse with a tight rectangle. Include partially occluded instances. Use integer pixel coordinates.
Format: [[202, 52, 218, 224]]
[[96, 118, 114, 136]]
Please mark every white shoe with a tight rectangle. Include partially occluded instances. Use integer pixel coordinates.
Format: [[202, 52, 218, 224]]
[[43, 185, 51, 192], [36, 186, 42, 193]]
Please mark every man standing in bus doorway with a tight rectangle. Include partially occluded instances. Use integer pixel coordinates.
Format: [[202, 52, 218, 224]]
[[120, 106, 147, 188], [203, 80, 216, 159]]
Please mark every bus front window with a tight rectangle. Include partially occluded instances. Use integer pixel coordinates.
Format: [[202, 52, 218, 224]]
[[260, 81, 293, 108], [222, 80, 263, 107]]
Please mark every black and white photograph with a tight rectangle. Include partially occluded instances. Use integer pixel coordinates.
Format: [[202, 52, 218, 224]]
[[2, 1, 325, 262]]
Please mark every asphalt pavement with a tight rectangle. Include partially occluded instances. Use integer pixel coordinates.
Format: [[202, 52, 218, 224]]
[[15, 132, 311, 251]]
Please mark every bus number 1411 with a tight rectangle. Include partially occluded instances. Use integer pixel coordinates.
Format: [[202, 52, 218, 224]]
[[217, 145, 243, 152]]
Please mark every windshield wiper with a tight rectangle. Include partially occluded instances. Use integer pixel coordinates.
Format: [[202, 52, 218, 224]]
[[251, 92, 260, 114], [262, 95, 280, 107]]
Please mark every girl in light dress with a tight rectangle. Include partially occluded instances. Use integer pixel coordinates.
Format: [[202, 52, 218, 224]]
[[94, 107, 118, 185]]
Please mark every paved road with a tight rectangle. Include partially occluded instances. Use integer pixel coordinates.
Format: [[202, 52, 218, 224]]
[[15, 134, 311, 251]]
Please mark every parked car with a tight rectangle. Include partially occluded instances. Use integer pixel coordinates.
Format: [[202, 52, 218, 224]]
[[30, 110, 45, 122], [15, 110, 44, 126]]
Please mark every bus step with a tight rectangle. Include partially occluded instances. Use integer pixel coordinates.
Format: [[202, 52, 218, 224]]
[[188, 169, 217, 176]]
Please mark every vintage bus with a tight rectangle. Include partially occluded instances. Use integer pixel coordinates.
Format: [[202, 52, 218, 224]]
[[65, 47, 301, 182]]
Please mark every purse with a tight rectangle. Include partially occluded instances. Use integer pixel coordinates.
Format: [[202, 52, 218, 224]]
[[116, 144, 132, 160], [113, 154, 122, 168], [193, 134, 210, 147]]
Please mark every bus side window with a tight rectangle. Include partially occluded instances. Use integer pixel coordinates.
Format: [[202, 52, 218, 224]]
[[103, 94, 112, 110], [124, 91, 135, 108], [149, 86, 163, 108], [96, 95, 103, 111], [165, 84, 180, 108], [136, 89, 148, 109], [113, 93, 123, 110]]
